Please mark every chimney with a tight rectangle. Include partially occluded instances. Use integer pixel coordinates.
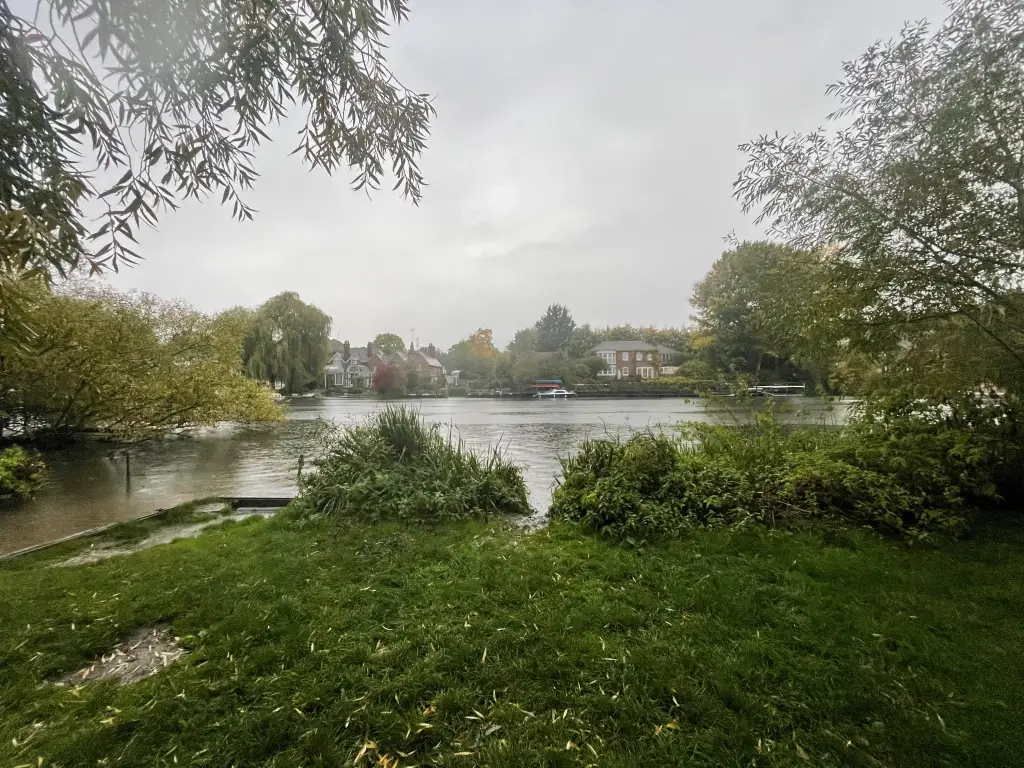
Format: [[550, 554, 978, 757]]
[[343, 340, 350, 359], [367, 341, 375, 358], [427, 343, 437, 358]]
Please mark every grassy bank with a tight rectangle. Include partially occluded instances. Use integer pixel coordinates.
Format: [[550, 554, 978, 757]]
[[2, 514, 1022, 766]]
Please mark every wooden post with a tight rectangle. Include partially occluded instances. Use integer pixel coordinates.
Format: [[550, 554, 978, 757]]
[[297, 453, 304, 483], [125, 451, 131, 492]]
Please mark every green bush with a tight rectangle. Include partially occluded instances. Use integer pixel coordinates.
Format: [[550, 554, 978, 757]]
[[551, 397, 1023, 540], [0, 447, 46, 503], [300, 405, 530, 523]]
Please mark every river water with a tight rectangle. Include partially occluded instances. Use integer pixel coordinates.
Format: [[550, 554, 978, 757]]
[[0, 397, 847, 555]]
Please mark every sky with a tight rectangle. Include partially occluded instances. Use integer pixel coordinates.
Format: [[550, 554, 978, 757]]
[[105, 0, 951, 350]]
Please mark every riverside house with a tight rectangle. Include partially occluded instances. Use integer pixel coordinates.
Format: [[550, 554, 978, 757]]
[[322, 341, 445, 389], [589, 340, 681, 379]]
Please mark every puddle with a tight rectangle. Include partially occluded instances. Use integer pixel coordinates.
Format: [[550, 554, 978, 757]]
[[53, 509, 279, 567], [54, 625, 187, 686]]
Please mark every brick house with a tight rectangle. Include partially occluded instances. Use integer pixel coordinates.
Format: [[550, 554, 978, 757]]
[[589, 341, 681, 380], [406, 346, 445, 385]]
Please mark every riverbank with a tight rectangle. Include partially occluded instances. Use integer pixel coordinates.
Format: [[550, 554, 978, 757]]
[[2, 511, 1021, 766], [0, 398, 849, 556]]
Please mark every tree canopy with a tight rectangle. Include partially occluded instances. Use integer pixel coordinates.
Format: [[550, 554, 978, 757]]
[[372, 333, 406, 355], [691, 242, 828, 382], [244, 292, 331, 394], [0, 282, 280, 440], [535, 304, 576, 353], [0, 0, 432, 346], [735, 0, 1024, 394]]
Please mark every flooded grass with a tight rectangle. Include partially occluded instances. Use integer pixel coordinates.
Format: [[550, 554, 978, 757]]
[[5, 499, 271, 569], [1, 514, 1022, 766]]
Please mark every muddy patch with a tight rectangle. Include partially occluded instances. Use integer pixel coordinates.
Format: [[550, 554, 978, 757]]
[[54, 626, 187, 686], [53, 508, 279, 567]]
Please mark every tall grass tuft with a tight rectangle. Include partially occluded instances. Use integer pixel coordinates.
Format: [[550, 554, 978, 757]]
[[300, 405, 530, 523]]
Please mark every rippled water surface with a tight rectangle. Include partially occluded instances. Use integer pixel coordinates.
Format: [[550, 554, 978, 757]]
[[0, 397, 848, 554]]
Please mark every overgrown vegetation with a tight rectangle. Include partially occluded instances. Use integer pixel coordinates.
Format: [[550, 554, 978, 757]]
[[300, 406, 529, 523], [0, 446, 45, 503], [552, 397, 1022, 541], [1, 514, 1021, 766], [0, 282, 281, 440]]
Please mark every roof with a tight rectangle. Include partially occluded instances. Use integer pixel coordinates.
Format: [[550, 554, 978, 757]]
[[589, 340, 681, 355], [414, 349, 444, 369]]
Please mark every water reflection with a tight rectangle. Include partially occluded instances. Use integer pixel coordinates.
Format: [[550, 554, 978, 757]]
[[0, 397, 848, 555]]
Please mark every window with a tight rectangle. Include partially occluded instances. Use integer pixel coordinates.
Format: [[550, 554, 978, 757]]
[[662, 354, 672, 363], [621, 351, 628, 361], [646, 352, 653, 361], [620, 367, 629, 377], [637, 367, 654, 378]]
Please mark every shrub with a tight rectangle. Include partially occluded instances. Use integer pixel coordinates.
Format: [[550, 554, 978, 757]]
[[300, 405, 530, 523], [551, 397, 1023, 540], [0, 447, 46, 503]]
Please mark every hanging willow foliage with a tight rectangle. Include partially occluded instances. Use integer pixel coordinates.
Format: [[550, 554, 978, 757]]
[[0, 0, 432, 345]]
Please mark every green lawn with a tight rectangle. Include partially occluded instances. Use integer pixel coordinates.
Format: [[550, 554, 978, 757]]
[[1, 513, 1021, 767]]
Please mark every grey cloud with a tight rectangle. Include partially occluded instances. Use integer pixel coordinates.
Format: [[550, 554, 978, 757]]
[[109, 0, 950, 347]]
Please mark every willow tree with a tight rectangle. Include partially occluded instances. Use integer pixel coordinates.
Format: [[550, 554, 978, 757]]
[[0, 0, 432, 347], [735, 0, 1024, 395], [245, 292, 331, 394]]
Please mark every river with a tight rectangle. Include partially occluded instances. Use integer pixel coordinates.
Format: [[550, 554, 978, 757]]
[[0, 396, 848, 555]]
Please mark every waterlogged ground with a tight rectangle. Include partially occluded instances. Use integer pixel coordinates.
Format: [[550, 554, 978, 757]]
[[1, 511, 1020, 767]]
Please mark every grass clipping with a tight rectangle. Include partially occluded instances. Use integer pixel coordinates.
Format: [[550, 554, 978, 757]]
[[300, 405, 530, 523]]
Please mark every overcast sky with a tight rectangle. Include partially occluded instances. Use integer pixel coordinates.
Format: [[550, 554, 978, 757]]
[[107, 0, 950, 349]]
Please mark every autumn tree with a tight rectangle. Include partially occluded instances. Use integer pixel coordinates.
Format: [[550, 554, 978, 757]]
[[468, 328, 497, 359], [0, 0, 432, 347], [735, 0, 1024, 394], [372, 363, 405, 395], [244, 292, 332, 394], [0, 282, 280, 440], [444, 331, 497, 383]]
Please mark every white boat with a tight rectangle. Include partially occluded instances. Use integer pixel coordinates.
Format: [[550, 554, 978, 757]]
[[747, 384, 806, 397], [535, 389, 577, 399]]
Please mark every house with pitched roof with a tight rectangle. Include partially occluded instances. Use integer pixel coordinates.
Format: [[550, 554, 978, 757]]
[[322, 341, 444, 390]]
